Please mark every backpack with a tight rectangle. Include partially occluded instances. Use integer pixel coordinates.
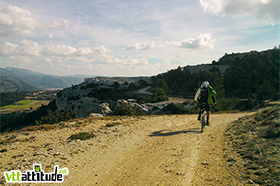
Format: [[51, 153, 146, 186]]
[[199, 87, 208, 103]]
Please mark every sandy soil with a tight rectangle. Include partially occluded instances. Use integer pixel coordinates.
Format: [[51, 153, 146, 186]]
[[0, 113, 253, 185]]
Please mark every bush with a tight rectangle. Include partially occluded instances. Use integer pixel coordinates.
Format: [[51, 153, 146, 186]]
[[69, 132, 96, 140], [262, 120, 280, 139], [106, 122, 121, 127], [137, 96, 152, 104], [68, 95, 80, 101], [0, 149, 7, 153], [215, 97, 237, 111], [151, 88, 168, 103], [36, 110, 77, 125], [163, 103, 188, 114], [113, 101, 143, 116]]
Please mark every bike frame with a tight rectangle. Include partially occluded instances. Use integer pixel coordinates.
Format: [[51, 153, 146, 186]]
[[200, 103, 208, 133]]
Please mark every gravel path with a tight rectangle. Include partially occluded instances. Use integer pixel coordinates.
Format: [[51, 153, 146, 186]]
[[0, 113, 252, 185]]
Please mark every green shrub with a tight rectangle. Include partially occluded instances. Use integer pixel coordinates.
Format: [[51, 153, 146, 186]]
[[0, 149, 7, 153], [163, 103, 188, 114], [215, 97, 237, 111], [262, 120, 280, 139], [137, 96, 152, 104], [68, 95, 80, 101], [106, 122, 121, 127], [151, 88, 168, 103], [69, 132, 96, 140], [36, 110, 77, 125], [113, 102, 143, 116]]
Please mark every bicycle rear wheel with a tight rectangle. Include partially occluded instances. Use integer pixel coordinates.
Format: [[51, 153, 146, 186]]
[[201, 111, 206, 133]]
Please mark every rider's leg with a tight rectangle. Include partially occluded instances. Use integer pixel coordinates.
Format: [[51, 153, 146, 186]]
[[198, 107, 202, 120], [206, 110, 210, 125]]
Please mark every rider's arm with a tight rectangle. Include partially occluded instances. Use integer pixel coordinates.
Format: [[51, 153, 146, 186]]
[[209, 86, 217, 104], [194, 88, 201, 102], [212, 96, 217, 104]]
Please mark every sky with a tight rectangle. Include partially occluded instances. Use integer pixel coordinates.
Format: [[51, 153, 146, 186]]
[[0, 0, 279, 77]]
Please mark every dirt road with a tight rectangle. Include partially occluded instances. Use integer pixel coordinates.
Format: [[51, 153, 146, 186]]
[[62, 113, 250, 186], [0, 113, 252, 185]]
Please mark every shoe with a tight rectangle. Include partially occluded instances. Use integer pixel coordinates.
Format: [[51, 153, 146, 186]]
[[206, 121, 209, 126], [198, 115, 201, 121]]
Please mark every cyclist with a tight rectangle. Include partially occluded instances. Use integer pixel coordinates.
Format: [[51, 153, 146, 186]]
[[194, 81, 217, 126]]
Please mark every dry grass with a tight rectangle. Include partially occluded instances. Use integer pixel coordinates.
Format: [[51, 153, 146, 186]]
[[225, 105, 280, 185], [22, 124, 60, 131], [0, 136, 35, 145]]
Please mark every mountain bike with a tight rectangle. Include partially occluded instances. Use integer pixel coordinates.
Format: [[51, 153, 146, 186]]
[[200, 103, 209, 133]]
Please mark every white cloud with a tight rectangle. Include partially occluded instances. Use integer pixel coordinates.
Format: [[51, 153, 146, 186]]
[[0, 42, 18, 56], [90, 58, 178, 76], [76, 47, 93, 55], [43, 44, 77, 56], [0, 5, 71, 37], [18, 40, 42, 56], [9, 56, 32, 64], [48, 20, 69, 29], [93, 46, 112, 54], [200, 0, 226, 15], [126, 41, 156, 50], [45, 33, 54, 39], [168, 33, 214, 49], [0, 40, 42, 56], [200, 0, 279, 21], [0, 5, 39, 37], [0, 40, 150, 68]]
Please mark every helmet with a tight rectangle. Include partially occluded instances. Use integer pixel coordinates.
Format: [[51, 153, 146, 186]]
[[201, 81, 209, 89]]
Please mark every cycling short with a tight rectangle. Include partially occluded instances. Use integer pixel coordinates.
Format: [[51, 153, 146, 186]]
[[197, 102, 210, 111]]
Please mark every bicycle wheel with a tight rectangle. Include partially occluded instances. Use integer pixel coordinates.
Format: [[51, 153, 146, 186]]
[[201, 110, 206, 133]]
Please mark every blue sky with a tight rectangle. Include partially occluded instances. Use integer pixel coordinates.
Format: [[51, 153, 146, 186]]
[[0, 0, 279, 76]]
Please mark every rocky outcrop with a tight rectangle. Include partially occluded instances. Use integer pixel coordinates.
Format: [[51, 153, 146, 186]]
[[56, 96, 112, 118], [55, 85, 112, 118], [115, 99, 149, 115], [115, 99, 196, 115], [54, 77, 195, 118]]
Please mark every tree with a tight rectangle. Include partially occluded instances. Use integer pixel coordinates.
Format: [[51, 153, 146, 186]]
[[113, 82, 120, 90], [153, 79, 168, 92], [151, 87, 168, 102], [138, 79, 149, 87], [128, 82, 137, 90]]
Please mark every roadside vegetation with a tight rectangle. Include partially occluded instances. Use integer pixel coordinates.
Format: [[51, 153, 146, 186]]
[[225, 105, 280, 185]]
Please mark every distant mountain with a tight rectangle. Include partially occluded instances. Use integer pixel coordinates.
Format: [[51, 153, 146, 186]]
[[0, 79, 38, 92], [0, 67, 85, 92]]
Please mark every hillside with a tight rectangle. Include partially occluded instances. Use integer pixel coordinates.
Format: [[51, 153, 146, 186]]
[[0, 79, 38, 92], [225, 105, 279, 185], [0, 67, 85, 92], [155, 48, 279, 98]]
